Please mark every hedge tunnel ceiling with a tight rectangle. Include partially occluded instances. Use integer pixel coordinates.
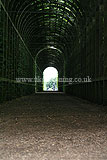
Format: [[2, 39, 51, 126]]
[[1, 0, 97, 71]]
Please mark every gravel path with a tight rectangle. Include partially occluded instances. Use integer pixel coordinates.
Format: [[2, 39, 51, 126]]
[[0, 93, 107, 160]]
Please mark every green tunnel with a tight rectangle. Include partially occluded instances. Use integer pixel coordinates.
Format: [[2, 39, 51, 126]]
[[0, 0, 107, 105]]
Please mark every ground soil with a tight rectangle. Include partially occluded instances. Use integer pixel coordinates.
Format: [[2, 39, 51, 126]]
[[0, 93, 107, 160]]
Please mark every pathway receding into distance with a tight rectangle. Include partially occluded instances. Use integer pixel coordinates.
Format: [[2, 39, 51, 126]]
[[0, 93, 107, 160]]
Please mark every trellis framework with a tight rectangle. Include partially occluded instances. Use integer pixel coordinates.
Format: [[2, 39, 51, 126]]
[[0, 0, 106, 105]]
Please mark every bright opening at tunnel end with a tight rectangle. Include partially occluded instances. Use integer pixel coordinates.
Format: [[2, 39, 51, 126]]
[[43, 67, 58, 91]]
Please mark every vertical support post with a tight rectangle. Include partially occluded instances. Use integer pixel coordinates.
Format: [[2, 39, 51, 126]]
[[35, 57, 37, 93], [63, 61, 66, 93], [103, 0, 107, 105]]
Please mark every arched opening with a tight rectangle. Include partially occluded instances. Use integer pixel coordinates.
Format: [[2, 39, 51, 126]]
[[43, 67, 58, 91]]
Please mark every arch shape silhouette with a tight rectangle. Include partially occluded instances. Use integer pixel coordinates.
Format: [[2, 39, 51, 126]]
[[43, 67, 58, 91]]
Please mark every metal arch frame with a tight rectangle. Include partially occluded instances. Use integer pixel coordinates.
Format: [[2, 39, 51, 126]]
[[35, 46, 65, 78], [1, 0, 78, 50], [37, 56, 64, 72], [21, 24, 73, 59], [35, 46, 64, 68], [29, 32, 73, 47], [1, 0, 86, 75], [25, 24, 75, 46], [7, 1, 77, 57], [6, 0, 83, 16], [6, 0, 84, 27], [4, 0, 85, 29], [31, 37, 73, 60], [17, 9, 76, 37], [18, 14, 74, 40], [5, 0, 84, 35], [20, 16, 75, 38], [35, 46, 64, 61], [4, 0, 101, 63], [4, 0, 84, 35]]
